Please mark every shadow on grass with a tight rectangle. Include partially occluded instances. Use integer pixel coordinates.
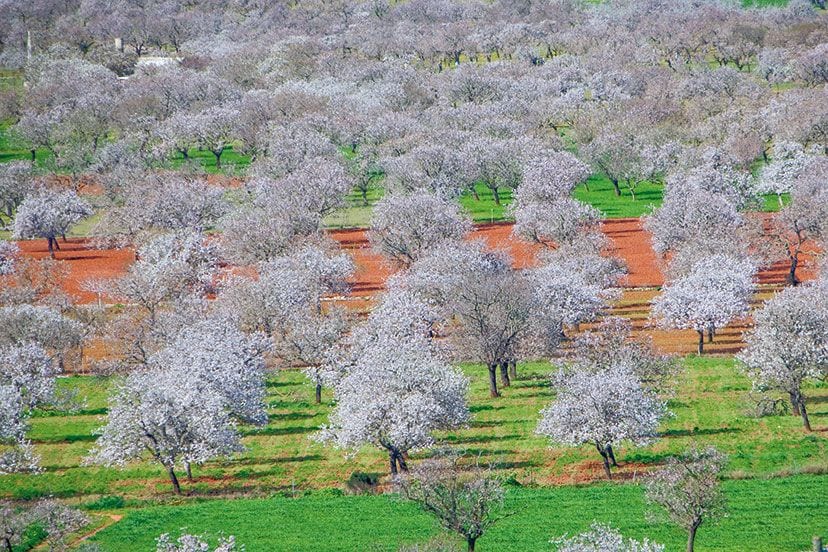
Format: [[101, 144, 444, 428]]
[[662, 427, 742, 438], [442, 433, 521, 445], [242, 425, 316, 437]]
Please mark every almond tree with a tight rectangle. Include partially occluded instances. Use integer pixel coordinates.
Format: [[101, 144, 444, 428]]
[[536, 365, 667, 480], [651, 255, 755, 354], [644, 447, 728, 552], [1, 499, 88, 552], [0, 242, 18, 276], [319, 291, 469, 475], [762, 156, 828, 285], [395, 452, 508, 552], [0, 161, 33, 225], [738, 280, 828, 431], [12, 189, 92, 258], [0, 343, 58, 473], [219, 245, 354, 403], [88, 322, 269, 493], [156, 533, 239, 552], [396, 241, 535, 396], [552, 523, 664, 552], [369, 190, 472, 267]]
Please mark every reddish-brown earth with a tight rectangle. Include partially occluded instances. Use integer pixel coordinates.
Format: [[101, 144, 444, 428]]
[[11, 218, 820, 356]]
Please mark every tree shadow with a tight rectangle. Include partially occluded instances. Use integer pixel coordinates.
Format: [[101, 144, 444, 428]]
[[242, 425, 316, 437], [662, 427, 742, 438]]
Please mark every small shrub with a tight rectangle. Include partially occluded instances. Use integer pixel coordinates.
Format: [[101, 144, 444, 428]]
[[346, 472, 381, 495], [86, 495, 125, 510]]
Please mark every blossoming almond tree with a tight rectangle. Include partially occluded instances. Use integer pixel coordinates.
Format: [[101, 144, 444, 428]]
[[536, 365, 667, 480], [738, 280, 828, 431], [651, 255, 755, 354]]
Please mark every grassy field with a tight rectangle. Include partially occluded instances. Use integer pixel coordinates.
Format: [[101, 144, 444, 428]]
[[2, 356, 826, 504], [90, 474, 826, 551]]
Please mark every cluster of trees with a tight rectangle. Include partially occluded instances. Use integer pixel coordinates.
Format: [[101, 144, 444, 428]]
[[0, 0, 827, 548]]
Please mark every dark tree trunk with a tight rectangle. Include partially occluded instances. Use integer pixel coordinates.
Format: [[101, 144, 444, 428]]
[[509, 360, 517, 380], [213, 150, 222, 169], [697, 330, 704, 355], [707, 327, 714, 343], [315, 383, 322, 404], [30, 149, 36, 162], [606, 444, 618, 467], [790, 392, 801, 416], [186, 462, 193, 482], [787, 256, 800, 286], [487, 363, 500, 398], [397, 452, 408, 472], [499, 362, 510, 388], [166, 465, 182, 494], [597, 444, 612, 480], [389, 450, 397, 475], [610, 178, 621, 196], [468, 536, 477, 552], [687, 523, 699, 552], [799, 398, 812, 432], [491, 186, 501, 205], [47, 237, 55, 259], [3, 536, 13, 552]]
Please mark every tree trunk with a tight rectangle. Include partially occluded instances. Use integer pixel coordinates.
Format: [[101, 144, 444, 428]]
[[697, 330, 704, 355], [499, 362, 510, 388], [491, 186, 501, 205], [787, 256, 800, 286], [606, 444, 618, 467], [597, 444, 612, 480], [471, 186, 480, 201], [468, 536, 477, 552], [799, 398, 812, 432], [687, 523, 698, 552], [3, 536, 13, 552], [610, 178, 621, 196], [361, 186, 369, 206], [707, 327, 714, 343], [213, 150, 222, 169], [315, 383, 322, 404], [487, 364, 500, 398], [47, 237, 55, 259], [30, 149, 36, 162], [186, 462, 193, 482], [389, 450, 398, 475], [790, 392, 802, 416], [509, 360, 517, 380], [167, 465, 182, 494], [397, 452, 408, 472]]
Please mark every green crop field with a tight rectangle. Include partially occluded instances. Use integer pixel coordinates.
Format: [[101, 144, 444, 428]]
[[90, 474, 826, 551]]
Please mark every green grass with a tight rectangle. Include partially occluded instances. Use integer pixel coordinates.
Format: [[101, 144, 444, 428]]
[[91, 475, 827, 551], [459, 183, 514, 223], [573, 176, 664, 219], [1, 356, 826, 503], [324, 184, 384, 229]]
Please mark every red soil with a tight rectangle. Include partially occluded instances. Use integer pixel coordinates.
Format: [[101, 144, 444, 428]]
[[10, 218, 820, 356], [14, 238, 135, 304]]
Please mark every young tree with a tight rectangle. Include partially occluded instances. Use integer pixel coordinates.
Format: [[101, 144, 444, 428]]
[[395, 452, 509, 552], [0, 161, 33, 225], [644, 447, 728, 552], [552, 522, 664, 552], [651, 255, 755, 354], [319, 293, 469, 475], [536, 365, 667, 480], [369, 190, 471, 267], [12, 189, 92, 258], [738, 281, 828, 431]]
